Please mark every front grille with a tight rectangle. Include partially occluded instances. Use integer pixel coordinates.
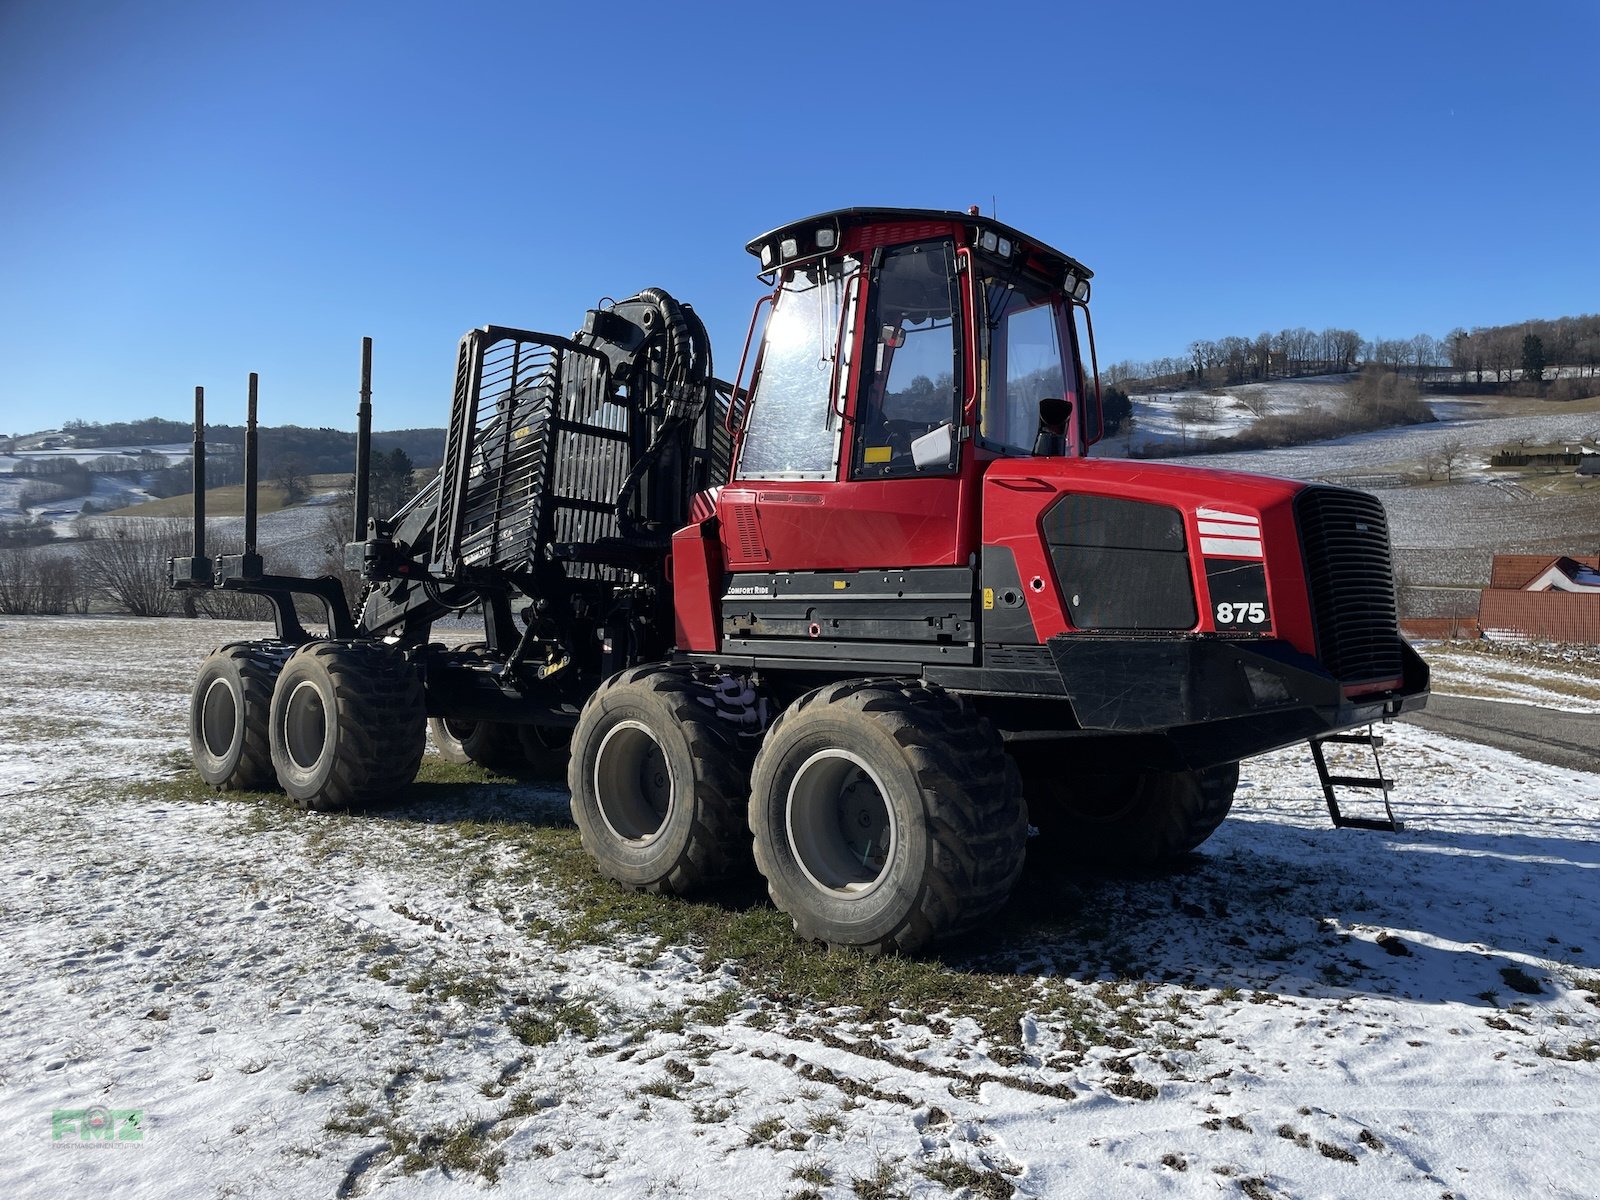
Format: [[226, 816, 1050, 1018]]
[[1295, 486, 1403, 683]]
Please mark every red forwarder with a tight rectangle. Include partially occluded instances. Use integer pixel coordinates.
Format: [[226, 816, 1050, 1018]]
[[173, 207, 1429, 953]]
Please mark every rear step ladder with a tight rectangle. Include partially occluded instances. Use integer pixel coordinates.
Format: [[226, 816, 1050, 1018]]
[[1309, 727, 1403, 832]]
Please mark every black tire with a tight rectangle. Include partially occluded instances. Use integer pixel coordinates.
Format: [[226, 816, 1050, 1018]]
[[1022, 762, 1239, 868], [428, 717, 522, 769], [516, 722, 572, 780], [189, 641, 290, 791], [568, 666, 750, 894], [268, 640, 426, 812], [748, 680, 1027, 955]]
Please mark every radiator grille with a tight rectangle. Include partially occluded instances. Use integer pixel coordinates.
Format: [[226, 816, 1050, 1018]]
[[1295, 486, 1403, 683]]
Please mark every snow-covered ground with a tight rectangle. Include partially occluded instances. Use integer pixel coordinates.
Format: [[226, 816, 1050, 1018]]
[[1096, 375, 1600, 465], [1, 617, 1595, 1199], [1418, 641, 1600, 712]]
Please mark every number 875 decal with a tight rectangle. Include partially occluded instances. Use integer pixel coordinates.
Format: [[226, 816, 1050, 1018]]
[[1215, 600, 1267, 625], [1204, 559, 1273, 631]]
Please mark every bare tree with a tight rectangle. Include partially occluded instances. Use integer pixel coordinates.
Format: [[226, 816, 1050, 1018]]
[[1427, 438, 1468, 482], [80, 518, 193, 616], [274, 456, 310, 505], [0, 548, 90, 615]]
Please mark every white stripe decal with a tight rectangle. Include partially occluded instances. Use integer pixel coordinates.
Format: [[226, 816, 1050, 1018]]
[[1198, 520, 1259, 536], [1197, 507, 1259, 525], [1200, 536, 1264, 557]]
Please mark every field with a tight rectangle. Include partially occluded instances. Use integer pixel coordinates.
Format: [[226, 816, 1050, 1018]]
[[1, 616, 1595, 1199]]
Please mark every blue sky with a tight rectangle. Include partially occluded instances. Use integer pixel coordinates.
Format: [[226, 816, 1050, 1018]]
[[1, 0, 1594, 434]]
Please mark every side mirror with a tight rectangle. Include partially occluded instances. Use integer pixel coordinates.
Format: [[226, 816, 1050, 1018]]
[[911, 422, 955, 471], [1033, 397, 1072, 456]]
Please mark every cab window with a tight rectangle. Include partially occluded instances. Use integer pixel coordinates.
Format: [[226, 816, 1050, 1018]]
[[980, 277, 1074, 455], [851, 240, 961, 478], [735, 262, 849, 479]]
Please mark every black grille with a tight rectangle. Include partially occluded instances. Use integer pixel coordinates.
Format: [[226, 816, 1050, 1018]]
[[1295, 486, 1403, 683], [435, 327, 628, 581]]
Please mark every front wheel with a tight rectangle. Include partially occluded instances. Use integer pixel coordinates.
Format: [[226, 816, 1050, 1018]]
[[568, 666, 750, 894], [268, 640, 426, 811], [1023, 762, 1239, 868], [749, 680, 1027, 955]]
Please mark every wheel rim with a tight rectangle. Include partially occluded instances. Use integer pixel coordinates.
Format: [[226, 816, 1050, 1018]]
[[284, 679, 330, 772], [199, 677, 238, 760], [786, 749, 896, 896], [593, 720, 672, 842], [440, 718, 477, 748]]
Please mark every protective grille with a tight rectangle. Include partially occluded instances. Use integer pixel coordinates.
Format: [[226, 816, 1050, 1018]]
[[1295, 486, 1403, 683], [436, 327, 627, 579]]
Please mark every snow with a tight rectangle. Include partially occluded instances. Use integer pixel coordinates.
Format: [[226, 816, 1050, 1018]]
[[0, 616, 1595, 1199], [1418, 642, 1600, 712], [1094, 374, 1600, 468]]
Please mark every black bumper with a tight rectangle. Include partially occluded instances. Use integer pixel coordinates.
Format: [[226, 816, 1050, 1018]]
[[1045, 634, 1429, 768]]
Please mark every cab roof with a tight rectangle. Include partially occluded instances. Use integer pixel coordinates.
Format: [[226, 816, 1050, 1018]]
[[745, 206, 1092, 284]]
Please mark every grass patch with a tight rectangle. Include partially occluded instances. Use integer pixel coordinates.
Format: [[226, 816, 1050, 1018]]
[[391, 1117, 506, 1183], [509, 997, 602, 1047], [1499, 966, 1544, 996], [922, 1157, 1015, 1198], [851, 1159, 904, 1200]]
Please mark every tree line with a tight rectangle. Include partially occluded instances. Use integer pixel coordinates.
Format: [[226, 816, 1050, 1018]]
[[1105, 313, 1600, 391], [39, 418, 446, 475]]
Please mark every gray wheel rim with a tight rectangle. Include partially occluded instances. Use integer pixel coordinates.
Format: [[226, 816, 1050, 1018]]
[[786, 749, 897, 896], [593, 720, 672, 842], [440, 718, 477, 750], [199, 677, 239, 760], [284, 679, 330, 772]]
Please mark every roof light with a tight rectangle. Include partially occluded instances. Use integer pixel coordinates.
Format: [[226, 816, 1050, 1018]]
[[997, 237, 1013, 257], [815, 227, 836, 250], [1073, 279, 1091, 302], [980, 230, 998, 252], [780, 237, 799, 259], [760, 243, 775, 269], [1063, 271, 1078, 294]]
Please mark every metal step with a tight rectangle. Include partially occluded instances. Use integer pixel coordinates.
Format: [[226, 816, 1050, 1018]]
[[1309, 726, 1403, 832]]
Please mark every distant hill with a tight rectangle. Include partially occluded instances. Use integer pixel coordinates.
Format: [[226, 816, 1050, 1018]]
[[49, 418, 445, 475]]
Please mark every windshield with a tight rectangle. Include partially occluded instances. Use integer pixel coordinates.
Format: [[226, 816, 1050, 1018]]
[[736, 262, 850, 479], [980, 276, 1073, 455]]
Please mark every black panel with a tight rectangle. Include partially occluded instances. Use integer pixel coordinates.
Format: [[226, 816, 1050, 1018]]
[[1044, 494, 1196, 631], [1043, 494, 1187, 551], [721, 568, 976, 647], [980, 545, 1041, 645], [1051, 546, 1198, 630]]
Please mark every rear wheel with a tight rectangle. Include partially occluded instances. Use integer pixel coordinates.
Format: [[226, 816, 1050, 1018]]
[[1023, 762, 1239, 868], [189, 641, 290, 791], [568, 666, 750, 894], [516, 722, 572, 780], [428, 717, 522, 770], [268, 640, 426, 811], [749, 680, 1026, 954]]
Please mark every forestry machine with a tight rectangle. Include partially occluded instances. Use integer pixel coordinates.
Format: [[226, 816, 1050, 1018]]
[[172, 207, 1429, 953]]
